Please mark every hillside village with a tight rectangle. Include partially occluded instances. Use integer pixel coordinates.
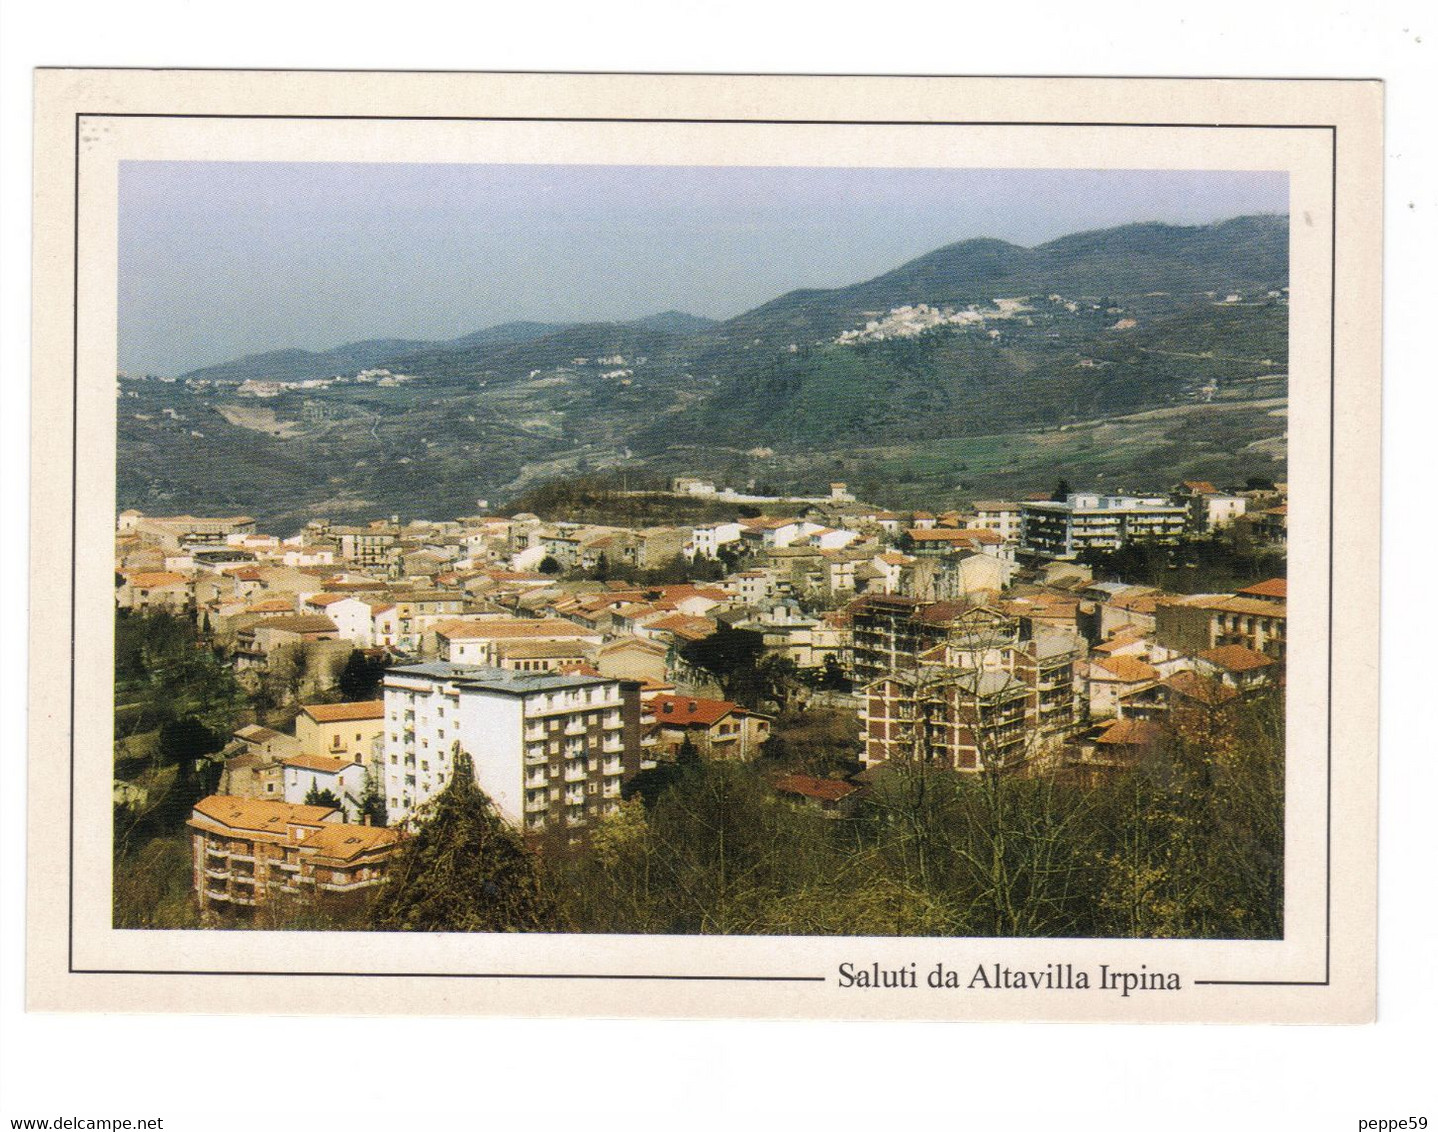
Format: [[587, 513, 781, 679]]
[[113, 472, 1288, 929]]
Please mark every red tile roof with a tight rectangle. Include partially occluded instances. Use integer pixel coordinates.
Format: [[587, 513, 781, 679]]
[[124, 571, 188, 588], [905, 527, 1002, 544], [301, 823, 403, 861], [301, 700, 385, 723], [1095, 718, 1165, 746], [1197, 645, 1276, 672], [773, 773, 859, 803], [649, 694, 748, 727], [643, 614, 718, 641], [1091, 655, 1160, 683], [1237, 578, 1287, 599], [283, 753, 358, 774], [1163, 671, 1239, 706]]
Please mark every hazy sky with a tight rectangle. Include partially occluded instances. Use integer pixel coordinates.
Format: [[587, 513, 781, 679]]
[[119, 163, 1287, 376]]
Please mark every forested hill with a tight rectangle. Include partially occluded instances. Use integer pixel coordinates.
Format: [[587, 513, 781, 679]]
[[118, 215, 1288, 530]]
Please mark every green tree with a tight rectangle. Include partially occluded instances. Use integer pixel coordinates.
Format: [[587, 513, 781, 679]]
[[358, 767, 388, 827], [304, 783, 342, 809], [338, 648, 388, 701], [375, 748, 558, 932], [679, 624, 766, 699], [1091, 690, 1284, 939], [537, 555, 563, 575]]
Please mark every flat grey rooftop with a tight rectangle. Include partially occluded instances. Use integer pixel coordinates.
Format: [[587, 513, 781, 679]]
[[386, 661, 610, 694]]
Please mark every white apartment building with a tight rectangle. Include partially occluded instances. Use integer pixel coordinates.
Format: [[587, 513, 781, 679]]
[[1190, 492, 1248, 532], [687, 521, 743, 561], [381, 663, 640, 844], [968, 502, 1024, 544], [1020, 493, 1189, 559]]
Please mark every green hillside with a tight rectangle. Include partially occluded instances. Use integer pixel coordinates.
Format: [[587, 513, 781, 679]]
[[118, 215, 1289, 530]]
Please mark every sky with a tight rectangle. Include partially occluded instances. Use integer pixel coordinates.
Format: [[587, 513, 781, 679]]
[[118, 163, 1288, 376]]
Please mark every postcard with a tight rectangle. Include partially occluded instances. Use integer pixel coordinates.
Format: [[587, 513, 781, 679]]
[[28, 70, 1381, 1020]]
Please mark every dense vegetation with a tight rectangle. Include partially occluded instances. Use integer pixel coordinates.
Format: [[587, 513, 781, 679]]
[[375, 751, 557, 932], [113, 609, 244, 927], [544, 690, 1284, 939], [233, 690, 1282, 939], [112, 609, 385, 928], [1078, 528, 1287, 594]]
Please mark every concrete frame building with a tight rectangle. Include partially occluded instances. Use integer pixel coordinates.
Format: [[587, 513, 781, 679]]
[[381, 663, 642, 848], [1020, 493, 1188, 559]]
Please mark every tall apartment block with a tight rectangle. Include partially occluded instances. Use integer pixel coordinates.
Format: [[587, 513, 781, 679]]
[[855, 604, 1081, 772], [381, 663, 643, 849], [1020, 493, 1188, 559]]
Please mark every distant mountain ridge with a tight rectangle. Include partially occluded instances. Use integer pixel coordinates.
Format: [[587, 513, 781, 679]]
[[120, 215, 1289, 529], [175, 312, 718, 384]]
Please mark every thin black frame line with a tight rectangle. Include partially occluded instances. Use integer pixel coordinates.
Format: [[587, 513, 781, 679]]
[[1191, 979, 1327, 987], [69, 970, 827, 982], [38, 67, 1385, 82], [68, 112, 80, 975], [73, 112, 1335, 988], [85, 113, 1334, 130], [1186, 122, 1338, 989]]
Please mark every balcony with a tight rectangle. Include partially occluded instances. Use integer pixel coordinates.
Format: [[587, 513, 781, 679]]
[[320, 877, 382, 892], [564, 720, 587, 736], [203, 888, 231, 903], [564, 763, 587, 783], [203, 865, 228, 880]]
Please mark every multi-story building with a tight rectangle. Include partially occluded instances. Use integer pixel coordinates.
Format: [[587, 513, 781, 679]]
[[647, 693, 772, 760], [858, 608, 1081, 772], [294, 700, 386, 767], [1172, 481, 1248, 532], [687, 521, 743, 561], [848, 594, 931, 688], [115, 570, 193, 613], [391, 589, 467, 651], [1154, 587, 1288, 661], [1020, 493, 1188, 559], [128, 513, 257, 553], [332, 524, 400, 572], [431, 617, 602, 665], [1250, 504, 1288, 547], [380, 663, 643, 847], [281, 754, 367, 820], [188, 795, 401, 917], [968, 501, 1024, 544]]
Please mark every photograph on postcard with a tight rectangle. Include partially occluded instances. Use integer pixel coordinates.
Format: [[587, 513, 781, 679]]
[[29, 72, 1380, 1019], [111, 161, 1291, 944]]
